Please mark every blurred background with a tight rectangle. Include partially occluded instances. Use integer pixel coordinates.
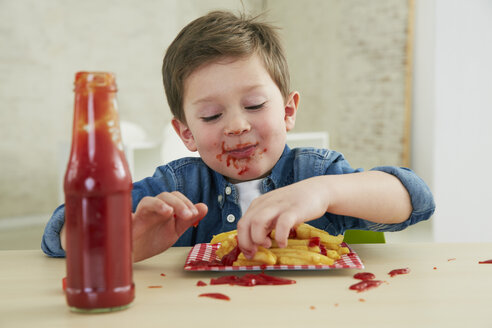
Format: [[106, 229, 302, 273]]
[[1, 0, 491, 249]]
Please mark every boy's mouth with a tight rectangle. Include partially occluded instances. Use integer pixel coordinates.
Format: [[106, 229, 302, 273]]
[[226, 143, 258, 159]]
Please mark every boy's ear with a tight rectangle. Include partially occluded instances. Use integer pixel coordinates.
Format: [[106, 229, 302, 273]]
[[171, 118, 198, 152], [284, 91, 300, 131]]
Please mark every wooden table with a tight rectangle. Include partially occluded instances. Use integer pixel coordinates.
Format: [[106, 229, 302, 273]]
[[1, 243, 491, 328]]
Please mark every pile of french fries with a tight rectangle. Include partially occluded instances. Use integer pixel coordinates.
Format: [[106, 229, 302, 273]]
[[210, 223, 349, 266]]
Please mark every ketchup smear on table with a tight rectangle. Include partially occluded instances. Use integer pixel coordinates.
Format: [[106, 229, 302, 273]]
[[350, 272, 382, 292], [353, 272, 376, 281], [199, 293, 230, 301], [211, 273, 296, 287], [388, 268, 411, 277], [349, 280, 384, 292], [479, 259, 492, 264]]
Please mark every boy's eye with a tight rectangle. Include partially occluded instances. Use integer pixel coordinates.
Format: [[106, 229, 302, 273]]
[[245, 102, 266, 110], [201, 113, 221, 122]]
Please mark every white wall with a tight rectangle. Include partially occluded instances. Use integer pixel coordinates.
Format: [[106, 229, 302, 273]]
[[0, 0, 263, 218], [413, 0, 492, 242]]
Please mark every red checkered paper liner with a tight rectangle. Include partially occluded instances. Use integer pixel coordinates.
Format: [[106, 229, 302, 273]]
[[184, 242, 364, 271]]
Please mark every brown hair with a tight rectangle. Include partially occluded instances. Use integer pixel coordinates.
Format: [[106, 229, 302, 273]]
[[162, 10, 290, 123]]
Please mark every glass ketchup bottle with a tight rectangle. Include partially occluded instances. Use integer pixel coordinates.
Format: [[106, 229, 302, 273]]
[[64, 72, 134, 312]]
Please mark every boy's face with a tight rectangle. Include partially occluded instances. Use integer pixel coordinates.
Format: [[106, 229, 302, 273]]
[[173, 54, 299, 183]]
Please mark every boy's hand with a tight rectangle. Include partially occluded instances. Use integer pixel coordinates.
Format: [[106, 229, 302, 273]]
[[237, 177, 329, 259], [132, 191, 208, 262]]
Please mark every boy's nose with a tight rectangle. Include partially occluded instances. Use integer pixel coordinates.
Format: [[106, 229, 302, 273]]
[[224, 114, 251, 136]]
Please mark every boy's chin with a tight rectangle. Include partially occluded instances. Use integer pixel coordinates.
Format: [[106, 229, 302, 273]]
[[225, 169, 271, 184]]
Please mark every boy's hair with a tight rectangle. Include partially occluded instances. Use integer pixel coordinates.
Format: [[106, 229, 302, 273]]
[[162, 10, 290, 123]]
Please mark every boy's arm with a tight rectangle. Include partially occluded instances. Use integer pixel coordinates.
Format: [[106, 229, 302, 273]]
[[41, 205, 66, 257], [237, 170, 422, 258]]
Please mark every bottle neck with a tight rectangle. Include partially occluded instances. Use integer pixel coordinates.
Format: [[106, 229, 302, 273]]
[[71, 89, 124, 157], [65, 72, 131, 193]]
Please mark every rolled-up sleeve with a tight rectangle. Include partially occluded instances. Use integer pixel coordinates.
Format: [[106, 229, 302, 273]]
[[41, 204, 66, 257], [362, 166, 435, 232]]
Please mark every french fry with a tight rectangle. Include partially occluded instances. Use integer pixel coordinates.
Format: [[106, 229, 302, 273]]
[[338, 246, 350, 255], [269, 248, 335, 265], [210, 230, 237, 245], [215, 238, 237, 258], [295, 224, 344, 244], [234, 247, 277, 265]]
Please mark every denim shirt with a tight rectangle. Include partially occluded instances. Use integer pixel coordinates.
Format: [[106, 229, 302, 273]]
[[41, 146, 435, 257]]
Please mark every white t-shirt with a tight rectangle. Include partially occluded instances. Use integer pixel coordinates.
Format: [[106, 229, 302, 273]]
[[235, 179, 262, 215]]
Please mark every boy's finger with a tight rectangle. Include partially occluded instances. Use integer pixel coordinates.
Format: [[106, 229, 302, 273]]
[[273, 212, 298, 248], [192, 203, 208, 226], [237, 221, 257, 259], [136, 196, 173, 217], [250, 220, 274, 249], [156, 192, 195, 218], [175, 203, 208, 234]]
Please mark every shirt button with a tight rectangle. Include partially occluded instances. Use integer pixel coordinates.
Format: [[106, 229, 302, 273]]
[[217, 195, 223, 202], [225, 186, 232, 195], [226, 214, 235, 223]]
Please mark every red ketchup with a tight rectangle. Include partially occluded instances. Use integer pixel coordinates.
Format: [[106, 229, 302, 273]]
[[210, 273, 296, 286], [388, 268, 411, 277], [221, 245, 242, 266], [64, 72, 134, 312], [479, 259, 492, 264], [353, 272, 376, 281], [199, 293, 230, 301], [349, 280, 383, 292]]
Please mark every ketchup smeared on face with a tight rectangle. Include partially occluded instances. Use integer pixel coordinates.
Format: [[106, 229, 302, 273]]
[[216, 142, 267, 176], [353, 272, 376, 281], [479, 259, 492, 264], [216, 142, 252, 175], [210, 273, 296, 287], [349, 280, 383, 292], [388, 268, 411, 277], [199, 293, 230, 301]]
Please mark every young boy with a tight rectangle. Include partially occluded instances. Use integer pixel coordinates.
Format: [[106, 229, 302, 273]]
[[42, 11, 434, 262]]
